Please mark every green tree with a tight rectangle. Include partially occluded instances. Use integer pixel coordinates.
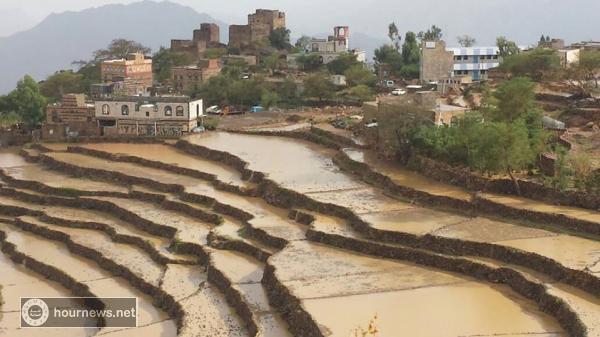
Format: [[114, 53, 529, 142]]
[[340, 84, 374, 103], [496, 36, 520, 57], [327, 52, 360, 75], [578, 50, 600, 88], [269, 27, 291, 50], [388, 22, 401, 51], [500, 48, 560, 81], [418, 25, 443, 41], [39, 71, 85, 102], [344, 64, 376, 87], [275, 77, 299, 106], [261, 90, 279, 109], [295, 53, 322, 72], [457, 35, 476, 47], [295, 35, 312, 50], [152, 47, 196, 83], [9, 75, 47, 128], [203, 48, 227, 59], [373, 44, 403, 77], [303, 73, 335, 103], [93, 38, 151, 61], [401, 32, 420, 65]]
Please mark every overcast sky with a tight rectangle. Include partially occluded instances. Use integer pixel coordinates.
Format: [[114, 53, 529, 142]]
[[1, 0, 599, 45]]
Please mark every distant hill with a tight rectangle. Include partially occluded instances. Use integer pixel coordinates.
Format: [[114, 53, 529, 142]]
[[0, 1, 228, 94]]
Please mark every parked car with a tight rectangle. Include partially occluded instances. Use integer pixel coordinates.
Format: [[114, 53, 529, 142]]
[[383, 80, 395, 88], [191, 126, 205, 133], [391, 89, 406, 96], [250, 105, 264, 113], [206, 105, 222, 115]]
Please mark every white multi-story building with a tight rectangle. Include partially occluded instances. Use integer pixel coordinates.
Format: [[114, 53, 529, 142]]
[[94, 96, 202, 137], [447, 47, 501, 81]]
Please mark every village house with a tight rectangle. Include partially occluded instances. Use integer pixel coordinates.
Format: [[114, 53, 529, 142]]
[[171, 59, 222, 94], [100, 53, 153, 96], [42, 94, 99, 141], [94, 96, 202, 137], [288, 26, 366, 69]]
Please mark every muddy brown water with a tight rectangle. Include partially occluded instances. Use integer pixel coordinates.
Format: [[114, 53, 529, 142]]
[[186, 132, 600, 276], [272, 241, 565, 337], [0, 148, 29, 169], [79, 143, 250, 188], [0, 221, 175, 335], [4, 165, 130, 194]]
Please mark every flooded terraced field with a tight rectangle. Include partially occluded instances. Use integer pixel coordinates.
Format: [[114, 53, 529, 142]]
[[1, 135, 598, 337]]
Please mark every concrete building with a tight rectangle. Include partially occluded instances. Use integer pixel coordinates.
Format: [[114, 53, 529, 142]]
[[558, 48, 581, 67], [221, 54, 258, 67], [100, 53, 153, 96], [171, 23, 224, 57], [172, 59, 221, 94], [229, 9, 286, 50], [570, 41, 600, 51], [420, 40, 502, 83], [288, 26, 366, 69], [42, 94, 99, 140], [95, 96, 203, 137]]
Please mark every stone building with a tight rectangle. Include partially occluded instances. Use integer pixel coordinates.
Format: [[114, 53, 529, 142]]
[[172, 59, 222, 94], [171, 23, 224, 57], [228, 9, 286, 50], [94, 96, 202, 137], [287, 26, 366, 69], [42, 94, 99, 140], [101, 53, 153, 96]]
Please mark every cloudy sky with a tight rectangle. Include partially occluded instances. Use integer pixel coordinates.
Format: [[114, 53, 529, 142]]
[[1, 0, 599, 46]]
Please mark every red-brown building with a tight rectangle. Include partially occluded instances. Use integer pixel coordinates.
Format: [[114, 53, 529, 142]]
[[171, 59, 221, 94], [101, 53, 153, 96]]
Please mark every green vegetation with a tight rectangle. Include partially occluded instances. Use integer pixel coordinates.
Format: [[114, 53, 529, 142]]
[[496, 36, 520, 57], [269, 27, 292, 50], [152, 47, 196, 83], [374, 25, 423, 79], [408, 77, 546, 193], [303, 73, 336, 103], [500, 48, 560, 81], [417, 25, 443, 41], [457, 35, 476, 47], [202, 116, 219, 130], [1, 75, 47, 128], [40, 71, 85, 103]]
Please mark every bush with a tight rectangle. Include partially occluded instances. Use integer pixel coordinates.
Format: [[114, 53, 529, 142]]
[[202, 116, 219, 130]]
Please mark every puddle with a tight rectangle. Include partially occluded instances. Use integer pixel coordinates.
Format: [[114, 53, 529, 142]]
[[0, 147, 28, 168], [342, 147, 472, 200], [272, 242, 563, 337], [186, 132, 363, 193], [21, 216, 165, 286], [80, 143, 250, 188], [481, 193, 600, 224], [4, 165, 129, 193], [210, 250, 264, 284], [361, 208, 468, 235]]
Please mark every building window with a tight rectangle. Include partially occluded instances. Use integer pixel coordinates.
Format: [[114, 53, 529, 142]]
[[165, 106, 172, 116], [121, 105, 129, 115], [102, 104, 110, 115], [146, 111, 150, 117], [176, 106, 184, 116], [493, 55, 499, 59]]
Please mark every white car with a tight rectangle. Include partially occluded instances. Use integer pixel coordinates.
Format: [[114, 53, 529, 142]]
[[391, 89, 406, 96], [206, 105, 222, 115]]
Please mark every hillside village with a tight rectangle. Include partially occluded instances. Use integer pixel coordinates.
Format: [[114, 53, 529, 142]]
[[0, 4, 599, 337]]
